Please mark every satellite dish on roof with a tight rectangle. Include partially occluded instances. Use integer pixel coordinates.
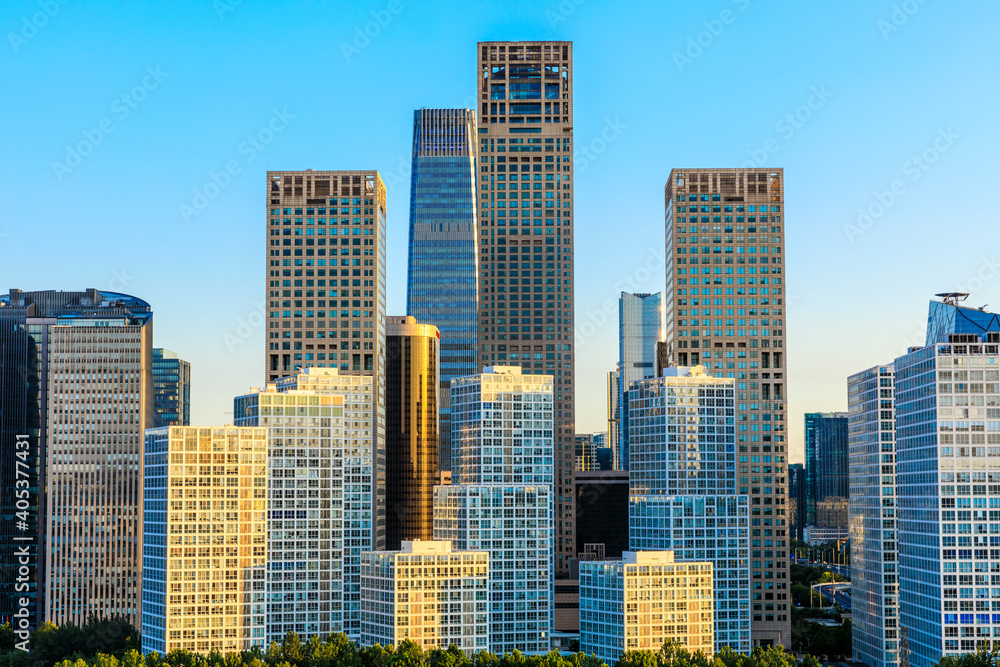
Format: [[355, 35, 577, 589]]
[[936, 292, 969, 306]]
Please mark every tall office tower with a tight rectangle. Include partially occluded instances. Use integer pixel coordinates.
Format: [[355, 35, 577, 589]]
[[234, 368, 373, 641], [434, 366, 554, 654], [574, 433, 595, 471], [141, 426, 268, 655], [385, 316, 440, 550], [476, 41, 575, 574], [618, 292, 664, 470], [0, 290, 152, 628], [405, 108, 479, 473], [787, 463, 806, 541], [152, 348, 191, 427], [662, 168, 789, 645], [0, 289, 152, 628], [608, 368, 620, 468], [848, 364, 899, 667], [628, 366, 750, 653], [265, 170, 387, 550], [579, 551, 714, 665], [359, 540, 489, 654], [804, 412, 849, 527], [895, 329, 1000, 667]]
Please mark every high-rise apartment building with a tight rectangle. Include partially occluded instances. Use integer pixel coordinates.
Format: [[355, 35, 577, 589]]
[[895, 329, 1000, 667], [359, 540, 489, 654], [848, 364, 899, 667], [662, 168, 789, 645], [234, 368, 373, 642], [627, 366, 749, 653], [804, 412, 849, 527], [433, 366, 554, 654], [152, 348, 190, 427], [0, 289, 152, 628], [579, 551, 714, 665], [141, 426, 268, 655], [405, 108, 479, 473], [385, 316, 439, 550], [475, 41, 575, 574], [618, 292, 663, 470]]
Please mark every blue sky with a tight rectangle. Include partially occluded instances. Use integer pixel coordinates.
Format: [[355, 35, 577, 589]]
[[3, 0, 998, 462]]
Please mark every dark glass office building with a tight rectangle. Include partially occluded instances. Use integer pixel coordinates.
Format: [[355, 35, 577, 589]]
[[405, 108, 478, 472], [385, 316, 440, 551], [152, 348, 190, 427], [804, 411, 849, 526]]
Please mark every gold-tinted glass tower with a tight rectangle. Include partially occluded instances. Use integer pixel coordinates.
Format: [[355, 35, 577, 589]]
[[385, 316, 439, 550], [476, 41, 575, 574], [663, 168, 789, 646]]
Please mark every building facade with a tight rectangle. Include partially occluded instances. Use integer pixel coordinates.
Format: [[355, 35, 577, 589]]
[[662, 168, 789, 645], [618, 292, 663, 470], [405, 108, 479, 473], [804, 412, 849, 527], [141, 426, 268, 655], [627, 366, 749, 653], [234, 368, 373, 641], [0, 289, 153, 628], [579, 551, 714, 665], [359, 540, 489, 654], [475, 41, 575, 574], [433, 366, 555, 654], [264, 170, 387, 551], [152, 348, 190, 427], [788, 463, 805, 542], [895, 331, 1000, 667], [385, 316, 440, 550], [575, 470, 629, 560], [608, 368, 620, 469]]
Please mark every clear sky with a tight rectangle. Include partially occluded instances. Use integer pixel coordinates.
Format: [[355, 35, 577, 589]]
[[3, 0, 998, 463]]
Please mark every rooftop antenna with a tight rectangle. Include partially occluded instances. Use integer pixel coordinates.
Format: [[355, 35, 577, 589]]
[[935, 292, 969, 306]]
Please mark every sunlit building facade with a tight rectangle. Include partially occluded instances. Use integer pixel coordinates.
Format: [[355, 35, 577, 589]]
[[360, 540, 489, 654], [141, 426, 268, 655], [405, 108, 479, 473], [579, 551, 714, 665], [385, 316, 440, 550]]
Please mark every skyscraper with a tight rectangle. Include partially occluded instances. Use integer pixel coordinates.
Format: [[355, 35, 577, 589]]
[[0, 289, 152, 628], [618, 291, 663, 470], [265, 170, 387, 551], [607, 368, 620, 468], [662, 168, 789, 645], [628, 366, 750, 653], [385, 316, 439, 550], [152, 348, 190, 427], [433, 366, 554, 654], [475, 41, 575, 574], [141, 426, 268, 655], [405, 108, 479, 473], [235, 368, 374, 641], [787, 463, 806, 542], [848, 364, 899, 667], [804, 412, 849, 527]]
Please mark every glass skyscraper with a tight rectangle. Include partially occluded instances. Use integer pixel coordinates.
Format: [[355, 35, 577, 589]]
[[618, 291, 663, 470], [405, 108, 479, 473], [152, 347, 190, 427], [804, 412, 849, 526]]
